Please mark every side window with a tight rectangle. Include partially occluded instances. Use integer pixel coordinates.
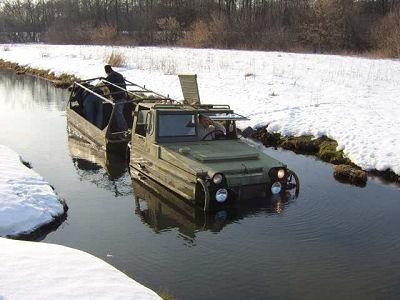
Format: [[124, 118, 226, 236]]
[[146, 112, 153, 135], [135, 109, 149, 137]]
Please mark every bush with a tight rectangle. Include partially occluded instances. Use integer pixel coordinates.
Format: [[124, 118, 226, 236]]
[[372, 10, 400, 58], [105, 51, 126, 67], [180, 20, 211, 48], [180, 14, 234, 48], [208, 13, 233, 48], [90, 25, 118, 45], [156, 17, 181, 44]]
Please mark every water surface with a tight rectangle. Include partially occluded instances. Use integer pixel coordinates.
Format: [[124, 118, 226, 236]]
[[0, 70, 399, 299]]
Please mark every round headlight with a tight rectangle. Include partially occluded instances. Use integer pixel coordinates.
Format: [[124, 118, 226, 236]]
[[213, 173, 223, 185], [215, 188, 228, 203], [271, 182, 282, 194], [277, 169, 285, 179]]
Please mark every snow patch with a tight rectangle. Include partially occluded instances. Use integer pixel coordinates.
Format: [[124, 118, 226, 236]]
[[0, 237, 161, 299], [0, 145, 65, 237]]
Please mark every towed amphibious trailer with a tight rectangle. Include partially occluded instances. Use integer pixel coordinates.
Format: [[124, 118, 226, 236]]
[[66, 77, 172, 154]]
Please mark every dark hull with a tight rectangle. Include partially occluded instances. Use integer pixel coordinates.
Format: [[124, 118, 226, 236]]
[[67, 107, 129, 155]]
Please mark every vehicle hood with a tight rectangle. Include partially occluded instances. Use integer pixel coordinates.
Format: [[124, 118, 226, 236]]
[[160, 139, 285, 177]]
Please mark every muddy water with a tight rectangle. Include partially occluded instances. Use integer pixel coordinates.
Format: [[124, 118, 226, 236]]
[[1, 69, 399, 299]]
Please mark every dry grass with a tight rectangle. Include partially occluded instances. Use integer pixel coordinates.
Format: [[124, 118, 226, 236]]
[[334, 165, 367, 186], [105, 51, 126, 67], [0, 59, 77, 88], [159, 291, 175, 300], [253, 127, 351, 165], [244, 72, 256, 78]]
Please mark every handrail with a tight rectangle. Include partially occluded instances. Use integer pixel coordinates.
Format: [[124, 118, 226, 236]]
[[102, 79, 173, 101], [124, 78, 174, 100], [77, 77, 104, 83], [74, 82, 114, 105], [75, 77, 181, 103]]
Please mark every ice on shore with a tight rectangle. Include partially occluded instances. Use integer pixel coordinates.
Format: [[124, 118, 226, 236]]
[[0, 144, 65, 237], [0, 44, 399, 175], [0, 237, 161, 299], [0, 144, 160, 299]]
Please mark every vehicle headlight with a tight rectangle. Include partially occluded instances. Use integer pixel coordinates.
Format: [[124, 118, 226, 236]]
[[277, 169, 285, 179], [213, 173, 223, 185], [215, 188, 228, 203], [271, 182, 282, 194]]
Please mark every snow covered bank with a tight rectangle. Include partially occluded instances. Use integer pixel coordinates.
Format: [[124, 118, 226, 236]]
[[0, 44, 399, 175], [0, 237, 161, 299], [0, 145, 65, 237]]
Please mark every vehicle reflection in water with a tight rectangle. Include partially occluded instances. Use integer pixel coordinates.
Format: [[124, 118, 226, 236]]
[[67, 131, 131, 197], [68, 125, 299, 240], [132, 176, 299, 242]]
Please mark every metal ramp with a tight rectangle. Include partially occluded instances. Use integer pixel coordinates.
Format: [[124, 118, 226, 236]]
[[178, 74, 201, 106]]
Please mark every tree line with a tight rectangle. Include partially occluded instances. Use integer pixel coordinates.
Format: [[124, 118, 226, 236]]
[[0, 0, 399, 57]]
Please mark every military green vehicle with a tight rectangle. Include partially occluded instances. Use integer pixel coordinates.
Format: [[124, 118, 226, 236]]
[[130, 75, 299, 211]]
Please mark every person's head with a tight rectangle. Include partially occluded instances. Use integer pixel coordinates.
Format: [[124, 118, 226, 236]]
[[104, 65, 113, 74], [199, 114, 212, 128]]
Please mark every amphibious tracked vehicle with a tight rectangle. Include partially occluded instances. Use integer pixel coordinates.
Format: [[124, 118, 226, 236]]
[[129, 75, 299, 211]]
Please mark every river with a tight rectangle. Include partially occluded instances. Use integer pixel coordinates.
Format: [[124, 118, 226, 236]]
[[0, 69, 399, 299]]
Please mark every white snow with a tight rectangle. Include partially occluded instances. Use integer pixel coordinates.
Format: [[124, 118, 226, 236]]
[[1, 44, 399, 175], [0, 237, 161, 300], [0, 146, 160, 298], [0, 144, 64, 237]]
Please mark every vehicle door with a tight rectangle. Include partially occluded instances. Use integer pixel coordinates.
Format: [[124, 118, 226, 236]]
[[131, 107, 153, 164]]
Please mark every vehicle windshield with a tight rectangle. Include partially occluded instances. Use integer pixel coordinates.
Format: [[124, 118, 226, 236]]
[[158, 114, 196, 137]]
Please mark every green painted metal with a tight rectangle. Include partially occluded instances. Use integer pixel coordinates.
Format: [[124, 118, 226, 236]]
[[129, 101, 288, 211], [67, 75, 293, 211]]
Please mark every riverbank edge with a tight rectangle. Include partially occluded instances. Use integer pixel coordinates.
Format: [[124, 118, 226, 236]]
[[14, 158, 69, 241], [8, 199, 68, 241], [0, 148, 69, 239], [0, 59, 398, 185], [252, 127, 399, 185], [0, 58, 78, 88]]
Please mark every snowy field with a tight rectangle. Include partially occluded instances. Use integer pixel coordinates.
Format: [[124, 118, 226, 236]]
[[0, 144, 65, 237], [0, 237, 161, 300], [0, 44, 399, 175]]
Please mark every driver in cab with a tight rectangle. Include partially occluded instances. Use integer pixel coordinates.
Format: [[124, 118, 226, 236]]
[[197, 114, 226, 140]]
